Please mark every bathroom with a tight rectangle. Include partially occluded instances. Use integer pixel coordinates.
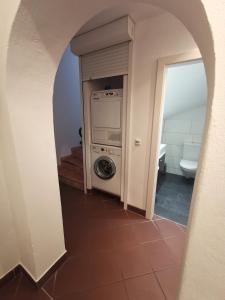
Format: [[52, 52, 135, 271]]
[[155, 59, 207, 225]]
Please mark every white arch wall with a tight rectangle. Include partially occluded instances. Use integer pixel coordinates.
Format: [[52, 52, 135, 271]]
[[0, 0, 25, 278], [179, 2, 225, 299], [1, 0, 225, 298]]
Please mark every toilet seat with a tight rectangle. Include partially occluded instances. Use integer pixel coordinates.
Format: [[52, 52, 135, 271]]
[[180, 159, 197, 171]]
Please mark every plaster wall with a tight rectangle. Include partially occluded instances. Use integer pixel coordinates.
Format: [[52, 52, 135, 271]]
[[4, 1, 67, 280], [53, 47, 81, 164], [1, 0, 225, 299], [0, 158, 18, 278], [128, 12, 197, 209], [178, 1, 225, 299], [0, 0, 34, 278]]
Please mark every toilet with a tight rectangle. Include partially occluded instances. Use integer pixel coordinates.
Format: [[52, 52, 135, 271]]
[[180, 143, 200, 178]]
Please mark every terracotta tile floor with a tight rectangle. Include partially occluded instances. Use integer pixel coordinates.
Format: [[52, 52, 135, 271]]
[[0, 184, 187, 299]]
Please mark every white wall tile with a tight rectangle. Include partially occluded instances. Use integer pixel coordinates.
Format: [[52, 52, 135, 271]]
[[192, 135, 202, 143], [183, 143, 201, 160], [164, 133, 190, 145], [162, 106, 206, 176], [191, 121, 205, 135], [184, 135, 192, 143], [164, 120, 191, 133], [166, 145, 182, 157]]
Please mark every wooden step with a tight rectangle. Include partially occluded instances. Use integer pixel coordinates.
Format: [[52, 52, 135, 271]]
[[61, 155, 83, 169], [71, 146, 83, 161], [58, 165, 84, 191], [60, 161, 83, 176], [58, 146, 84, 190], [59, 176, 84, 191]]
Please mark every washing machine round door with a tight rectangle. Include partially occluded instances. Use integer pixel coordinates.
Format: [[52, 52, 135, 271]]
[[94, 156, 116, 180]]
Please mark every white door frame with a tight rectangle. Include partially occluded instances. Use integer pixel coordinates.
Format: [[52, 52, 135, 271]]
[[122, 42, 133, 209], [145, 49, 202, 219]]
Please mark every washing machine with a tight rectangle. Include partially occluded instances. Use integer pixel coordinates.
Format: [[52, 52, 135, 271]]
[[91, 144, 121, 196]]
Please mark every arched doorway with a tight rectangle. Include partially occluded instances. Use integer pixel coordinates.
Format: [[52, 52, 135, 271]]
[[4, 0, 215, 298]]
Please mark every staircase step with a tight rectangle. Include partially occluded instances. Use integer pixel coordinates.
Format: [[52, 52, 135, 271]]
[[71, 146, 83, 161], [59, 176, 84, 191], [58, 146, 84, 191], [60, 161, 83, 176], [58, 165, 84, 191], [61, 155, 83, 168], [58, 165, 84, 182]]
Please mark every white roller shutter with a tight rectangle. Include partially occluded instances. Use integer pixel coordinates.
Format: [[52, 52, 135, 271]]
[[71, 16, 134, 56], [81, 42, 129, 81]]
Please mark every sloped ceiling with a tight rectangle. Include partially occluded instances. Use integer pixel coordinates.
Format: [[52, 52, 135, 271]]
[[163, 60, 207, 119]]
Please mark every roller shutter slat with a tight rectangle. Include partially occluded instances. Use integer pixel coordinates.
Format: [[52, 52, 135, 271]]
[[81, 43, 129, 81]]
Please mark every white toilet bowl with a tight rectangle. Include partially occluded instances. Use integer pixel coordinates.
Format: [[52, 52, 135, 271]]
[[180, 159, 197, 178], [180, 143, 200, 178]]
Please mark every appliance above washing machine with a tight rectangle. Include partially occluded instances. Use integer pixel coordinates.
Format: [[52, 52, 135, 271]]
[[91, 89, 123, 147], [91, 144, 121, 196]]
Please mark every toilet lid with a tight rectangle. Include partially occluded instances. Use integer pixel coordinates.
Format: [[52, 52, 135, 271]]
[[180, 159, 198, 171]]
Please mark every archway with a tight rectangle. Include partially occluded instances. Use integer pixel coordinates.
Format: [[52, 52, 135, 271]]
[[5, 0, 215, 297]]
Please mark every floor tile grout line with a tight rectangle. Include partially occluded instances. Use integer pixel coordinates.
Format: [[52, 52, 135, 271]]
[[153, 271, 168, 300], [121, 263, 177, 282], [41, 287, 54, 300], [13, 271, 23, 299], [122, 278, 130, 300], [52, 270, 58, 299], [46, 266, 177, 298], [123, 270, 154, 281], [53, 278, 126, 298], [42, 269, 58, 299]]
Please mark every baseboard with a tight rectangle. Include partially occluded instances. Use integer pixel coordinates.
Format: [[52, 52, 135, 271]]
[[0, 251, 67, 288], [35, 250, 67, 286], [127, 204, 146, 216]]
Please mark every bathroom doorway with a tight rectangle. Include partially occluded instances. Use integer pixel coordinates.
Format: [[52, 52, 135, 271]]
[[146, 51, 207, 224]]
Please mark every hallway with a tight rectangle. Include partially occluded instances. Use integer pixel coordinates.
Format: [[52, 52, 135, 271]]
[[0, 184, 186, 299]]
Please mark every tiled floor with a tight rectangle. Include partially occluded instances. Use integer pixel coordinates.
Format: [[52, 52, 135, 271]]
[[155, 173, 194, 225], [0, 184, 187, 299]]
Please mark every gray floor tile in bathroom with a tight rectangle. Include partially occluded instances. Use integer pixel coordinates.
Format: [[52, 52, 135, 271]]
[[155, 173, 194, 225]]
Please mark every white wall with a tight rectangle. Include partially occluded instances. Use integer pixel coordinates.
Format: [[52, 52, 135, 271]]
[[0, 0, 29, 279], [128, 12, 197, 209], [0, 159, 18, 278], [53, 47, 81, 164], [2, 1, 67, 281], [162, 106, 206, 175]]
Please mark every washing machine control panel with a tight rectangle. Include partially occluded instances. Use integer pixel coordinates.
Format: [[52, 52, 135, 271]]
[[92, 89, 123, 100], [92, 144, 121, 156], [92, 144, 107, 154]]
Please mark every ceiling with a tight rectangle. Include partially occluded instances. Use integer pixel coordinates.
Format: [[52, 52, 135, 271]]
[[76, 3, 164, 36]]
